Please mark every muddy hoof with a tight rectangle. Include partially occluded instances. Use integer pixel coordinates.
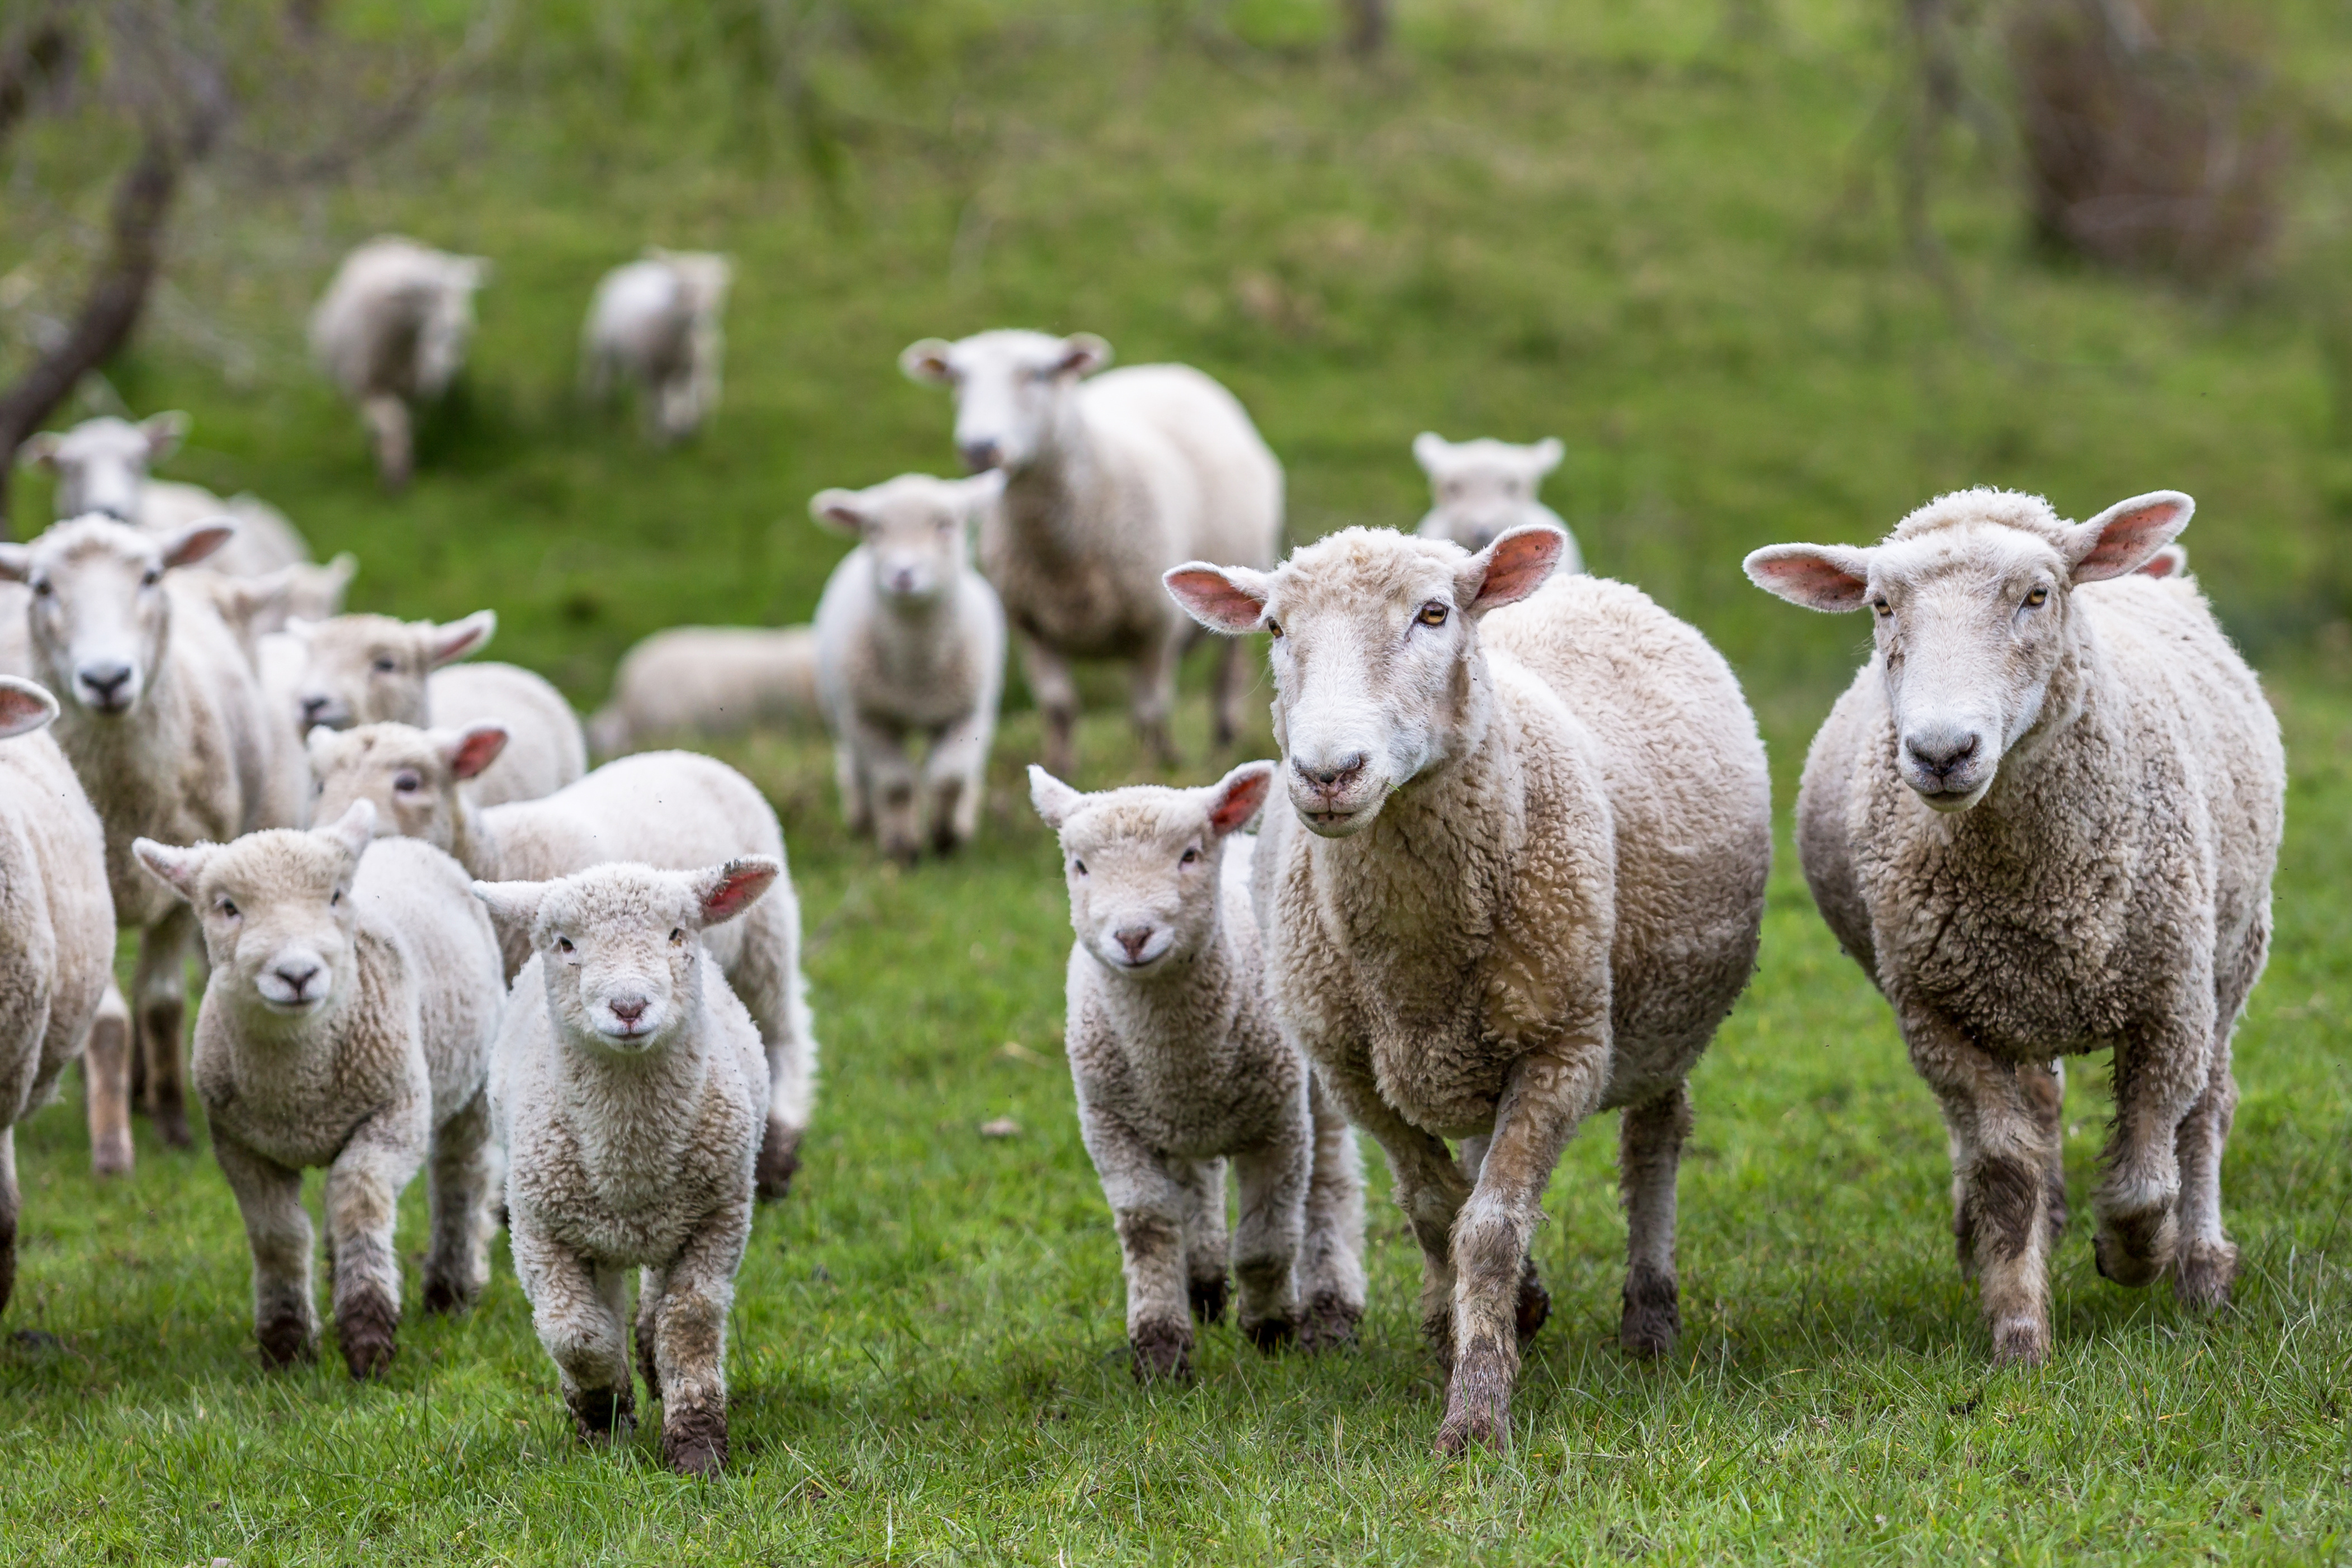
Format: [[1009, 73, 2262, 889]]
[[1990, 1315, 2050, 1367], [1242, 1315, 1295, 1353], [2093, 1222, 2168, 1289], [1298, 1294, 1362, 1354], [256, 1311, 314, 1370], [2171, 1239, 2239, 1311], [1620, 1264, 1680, 1358], [569, 1385, 636, 1441], [1188, 1273, 1229, 1325], [1130, 1319, 1192, 1382], [419, 1276, 474, 1317], [1434, 1352, 1513, 1457], [337, 1295, 399, 1381], [663, 1405, 727, 1476]]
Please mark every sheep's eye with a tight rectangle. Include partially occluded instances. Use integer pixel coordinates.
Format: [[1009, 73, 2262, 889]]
[[217, 898, 239, 919], [1872, 599, 1893, 618], [1071, 859, 1087, 877], [30, 578, 50, 598], [371, 656, 398, 674], [556, 936, 574, 954], [1180, 846, 1200, 865], [140, 569, 160, 588], [670, 927, 685, 945], [330, 888, 343, 907], [2023, 586, 2049, 608], [1264, 619, 1283, 639], [1417, 602, 1449, 627], [393, 769, 422, 794]]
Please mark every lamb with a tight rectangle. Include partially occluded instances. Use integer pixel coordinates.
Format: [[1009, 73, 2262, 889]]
[[476, 858, 779, 1475], [580, 249, 732, 443], [16, 413, 319, 579], [900, 330, 1283, 776], [132, 802, 506, 1378], [1030, 761, 1366, 1379], [810, 472, 1007, 859], [0, 517, 309, 1152], [1744, 487, 2283, 1365], [309, 727, 817, 1201], [1412, 433, 1584, 569], [309, 237, 491, 488], [585, 625, 820, 757], [291, 609, 586, 807], [1166, 525, 1772, 1455]]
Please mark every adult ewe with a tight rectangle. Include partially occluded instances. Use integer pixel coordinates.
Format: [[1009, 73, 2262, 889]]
[[1167, 525, 1771, 1455], [1412, 433, 1584, 568], [580, 250, 732, 443], [900, 330, 1282, 777], [1744, 487, 2283, 1365], [310, 237, 490, 489], [16, 413, 319, 581]]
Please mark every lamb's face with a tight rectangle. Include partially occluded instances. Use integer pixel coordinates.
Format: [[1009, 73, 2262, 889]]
[[1415, 435, 1563, 552], [899, 329, 1109, 475], [17, 414, 186, 522], [811, 475, 995, 605], [309, 722, 505, 852], [1031, 765, 1270, 978], [296, 610, 489, 730], [0, 516, 231, 717]]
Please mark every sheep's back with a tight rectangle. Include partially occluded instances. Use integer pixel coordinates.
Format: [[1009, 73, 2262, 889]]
[[0, 731, 111, 1122], [353, 834, 504, 1124], [429, 661, 588, 806], [1081, 364, 1283, 571]]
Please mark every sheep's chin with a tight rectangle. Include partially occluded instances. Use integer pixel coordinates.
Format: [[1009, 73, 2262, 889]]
[[1908, 774, 1994, 814], [1290, 789, 1387, 839]]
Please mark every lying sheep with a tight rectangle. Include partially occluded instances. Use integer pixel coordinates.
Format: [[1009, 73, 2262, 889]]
[[478, 857, 779, 1475], [17, 413, 318, 578], [810, 473, 1006, 859], [292, 609, 586, 807], [309, 237, 491, 488], [1745, 487, 2283, 1364], [134, 802, 505, 1377], [1167, 525, 1772, 1455], [1031, 761, 1366, 1378], [1412, 433, 1584, 569], [901, 330, 1283, 776], [580, 250, 732, 443], [586, 625, 820, 758], [310, 727, 817, 1202]]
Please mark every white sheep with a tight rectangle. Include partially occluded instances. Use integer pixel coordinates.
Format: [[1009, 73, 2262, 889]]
[[16, 413, 319, 579], [1412, 433, 1584, 569], [309, 727, 817, 1202], [585, 625, 821, 758], [809, 472, 1007, 859], [309, 237, 490, 488], [580, 250, 732, 443], [1745, 487, 2284, 1365], [476, 857, 779, 1475], [1167, 525, 1772, 1455], [900, 330, 1283, 776], [0, 517, 309, 1153], [1030, 761, 1366, 1378]]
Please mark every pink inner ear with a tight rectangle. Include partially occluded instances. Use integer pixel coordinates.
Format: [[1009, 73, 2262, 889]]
[[1746, 548, 1870, 612], [1208, 769, 1272, 836], [448, 726, 508, 780], [701, 862, 778, 923], [1165, 567, 1266, 633], [2074, 499, 2190, 582], [1469, 528, 1564, 612], [0, 685, 53, 738]]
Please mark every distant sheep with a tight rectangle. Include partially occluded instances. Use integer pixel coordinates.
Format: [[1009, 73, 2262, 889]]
[[309, 237, 490, 488], [581, 250, 732, 443], [587, 626, 820, 758], [1412, 433, 1584, 568], [16, 413, 318, 579]]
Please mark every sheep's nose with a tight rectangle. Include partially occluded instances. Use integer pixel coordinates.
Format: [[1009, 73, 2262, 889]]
[[1294, 752, 1367, 792], [1114, 925, 1155, 963], [300, 695, 335, 726], [273, 960, 321, 997], [888, 568, 918, 594], [608, 995, 648, 1025], [1904, 727, 1981, 778], [958, 439, 1002, 473], [79, 662, 132, 705]]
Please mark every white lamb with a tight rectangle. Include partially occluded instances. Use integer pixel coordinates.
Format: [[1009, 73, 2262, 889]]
[[1031, 761, 1366, 1379], [1412, 433, 1584, 569], [477, 857, 779, 1475], [309, 237, 491, 488], [900, 330, 1283, 776], [810, 472, 1006, 860], [580, 250, 732, 443], [309, 727, 817, 1202], [586, 625, 821, 758], [16, 413, 318, 579], [1745, 487, 2284, 1365], [1167, 525, 1772, 1455]]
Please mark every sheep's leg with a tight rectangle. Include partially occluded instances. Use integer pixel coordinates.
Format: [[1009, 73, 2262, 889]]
[[635, 1264, 667, 1401], [1208, 634, 1246, 752], [922, 713, 992, 856], [1315, 1060, 1473, 1366], [323, 1101, 429, 1380], [1081, 1106, 1195, 1380], [1130, 628, 1185, 768], [733, 896, 816, 1205], [2170, 1041, 2239, 1310], [512, 1225, 635, 1441], [362, 395, 413, 490], [650, 1206, 749, 1476], [82, 982, 134, 1177], [0, 1126, 17, 1318], [1618, 1081, 1693, 1358], [1295, 1073, 1367, 1351], [1459, 1133, 1553, 1347], [855, 718, 923, 864], [2093, 1008, 2214, 1293], [831, 733, 873, 838], [1178, 1156, 1230, 1325], [1228, 1140, 1308, 1352], [133, 909, 196, 1149], [212, 1133, 318, 1367], [1020, 636, 1081, 780], [2023, 1060, 2069, 1243], [420, 1088, 495, 1315]]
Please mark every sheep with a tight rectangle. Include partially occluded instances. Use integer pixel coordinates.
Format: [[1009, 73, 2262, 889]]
[[1166, 525, 1772, 1455], [0, 517, 309, 1152], [809, 472, 1007, 860], [16, 413, 319, 578], [900, 330, 1283, 776], [1743, 487, 2284, 1365], [476, 857, 779, 1475], [309, 727, 817, 1202], [291, 609, 586, 807], [1030, 760, 1367, 1379], [132, 802, 505, 1378], [309, 237, 490, 488], [585, 625, 820, 758], [1412, 433, 1585, 569], [580, 249, 732, 443]]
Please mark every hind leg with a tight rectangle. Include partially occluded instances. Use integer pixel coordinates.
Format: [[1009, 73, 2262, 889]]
[[132, 911, 195, 1149], [1179, 1157, 1231, 1325], [733, 894, 818, 1203], [82, 983, 134, 1176], [362, 395, 413, 490], [421, 1089, 496, 1314], [1618, 1082, 1692, 1358], [1296, 1073, 1368, 1350]]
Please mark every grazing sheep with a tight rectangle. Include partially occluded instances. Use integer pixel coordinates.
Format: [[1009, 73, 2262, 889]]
[[16, 413, 318, 578], [1167, 525, 1772, 1455], [1744, 487, 2283, 1364], [310, 728, 817, 1202], [134, 803, 505, 1378], [0, 517, 308, 1151], [585, 625, 821, 758], [810, 472, 1007, 859], [291, 609, 586, 807], [1031, 761, 1367, 1379], [1412, 433, 1584, 569], [309, 237, 491, 488], [477, 858, 779, 1475], [900, 330, 1283, 776], [580, 250, 732, 443]]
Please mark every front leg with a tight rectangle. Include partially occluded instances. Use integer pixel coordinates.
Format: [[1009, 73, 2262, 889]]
[[1228, 1139, 1308, 1351], [831, 733, 872, 838], [1129, 624, 1186, 768], [648, 1202, 752, 1476], [1018, 634, 1081, 780], [1295, 1072, 1369, 1351], [82, 983, 134, 1176], [211, 1132, 317, 1367], [421, 1088, 496, 1315], [1617, 1081, 1693, 1357], [323, 1098, 430, 1378], [1078, 1105, 1197, 1381], [921, 711, 993, 856], [2094, 1007, 2215, 1291], [510, 1222, 635, 1441], [1179, 1156, 1231, 1325], [133, 907, 197, 1148], [1313, 1061, 1472, 1366], [850, 716, 922, 863]]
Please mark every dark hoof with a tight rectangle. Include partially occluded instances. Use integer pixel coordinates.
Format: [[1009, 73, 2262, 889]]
[[1242, 1315, 1295, 1353], [662, 1403, 728, 1476], [1514, 1264, 1551, 1347], [257, 1311, 314, 1370], [754, 1130, 802, 1205], [2172, 1240, 2239, 1311], [569, 1386, 636, 1441], [1435, 1351, 1513, 1457], [1130, 1319, 1192, 1382], [2093, 1221, 2167, 1289], [1188, 1273, 1229, 1325], [1298, 1293, 1362, 1353], [420, 1277, 469, 1316], [337, 1294, 399, 1381], [1620, 1265, 1680, 1358]]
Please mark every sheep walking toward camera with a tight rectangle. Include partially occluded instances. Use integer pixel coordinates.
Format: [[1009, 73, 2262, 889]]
[[16, 413, 319, 581], [134, 802, 507, 1378], [810, 472, 1006, 859], [1167, 525, 1771, 1455], [900, 330, 1283, 776], [1745, 487, 2283, 1365], [580, 250, 732, 443], [1033, 761, 1366, 1380], [586, 625, 821, 757], [1412, 433, 1583, 569], [310, 237, 490, 489], [478, 858, 777, 1476]]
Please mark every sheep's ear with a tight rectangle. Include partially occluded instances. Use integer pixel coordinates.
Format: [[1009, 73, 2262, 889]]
[[305, 724, 345, 769], [160, 519, 236, 570], [0, 543, 32, 584], [692, 856, 780, 928], [470, 879, 544, 931], [438, 722, 508, 781], [960, 469, 1006, 516], [810, 489, 867, 535], [140, 411, 191, 462], [1457, 524, 1564, 617], [900, 338, 957, 385], [321, 799, 376, 858], [1056, 333, 1111, 378], [1530, 437, 1565, 475], [15, 432, 60, 472], [1204, 761, 1274, 839], [1164, 562, 1272, 634], [0, 677, 58, 740], [1743, 543, 1874, 613], [320, 552, 360, 594], [429, 609, 495, 667], [1028, 765, 1085, 828], [2066, 491, 2193, 584], [1411, 432, 1450, 475], [132, 837, 207, 902], [2137, 543, 2188, 580], [212, 575, 292, 635]]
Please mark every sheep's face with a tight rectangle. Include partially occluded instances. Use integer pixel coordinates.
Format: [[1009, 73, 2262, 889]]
[[0, 515, 232, 717], [295, 610, 491, 731], [15, 413, 187, 522], [1166, 525, 1565, 839], [309, 722, 507, 853], [810, 473, 998, 604], [651, 250, 733, 315], [899, 329, 1110, 475], [1030, 762, 1271, 978], [1414, 434, 1563, 552]]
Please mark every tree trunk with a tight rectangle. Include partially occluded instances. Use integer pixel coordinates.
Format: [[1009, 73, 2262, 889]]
[[1342, 0, 1390, 57]]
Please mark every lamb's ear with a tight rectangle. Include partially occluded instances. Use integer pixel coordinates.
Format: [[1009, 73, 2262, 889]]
[[319, 552, 360, 597], [810, 489, 867, 535], [1204, 760, 1275, 839], [1743, 543, 1875, 613], [1412, 432, 1451, 476], [285, 615, 318, 643], [429, 609, 495, 667], [437, 722, 509, 781], [140, 411, 191, 462], [305, 724, 344, 769], [1457, 524, 1565, 617], [691, 856, 780, 928], [15, 432, 60, 472], [0, 544, 27, 583], [2137, 543, 2188, 579], [900, 338, 957, 385], [132, 837, 207, 902], [470, 879, 545, 931], [1530, 437, 1565, 475], [1028, 765, 1085, 829], [0, 677, 58, 740], [160, 519, 236, 570], [1056, 333, 1111, 378], [960, 469, 1006, 517], [320, 798, 376, 858], [1164, 562, 1272, 634], [2066, 491, 2193, 584]]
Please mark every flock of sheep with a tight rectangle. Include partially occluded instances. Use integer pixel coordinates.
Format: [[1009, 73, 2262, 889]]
[[0, 230, 2285, 1470]]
